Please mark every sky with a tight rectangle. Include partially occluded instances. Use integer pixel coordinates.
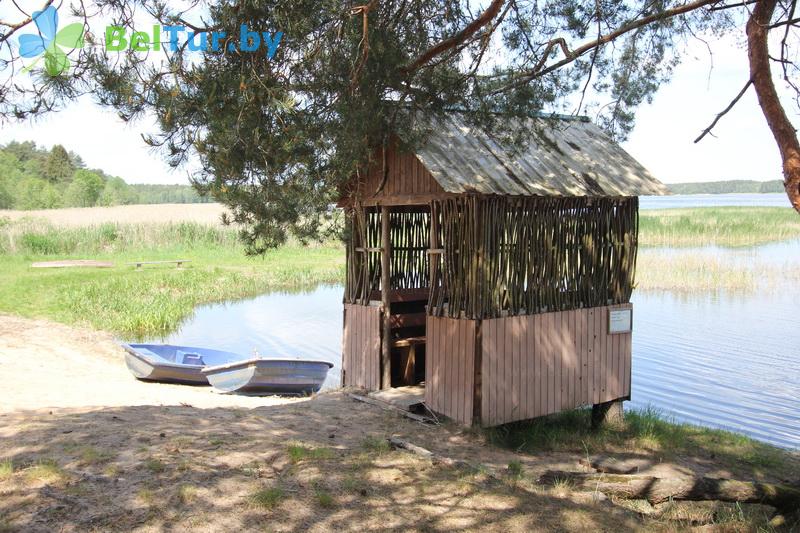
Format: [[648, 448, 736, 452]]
[[0, 17, 795, 185], [624, 33, 790, 184]]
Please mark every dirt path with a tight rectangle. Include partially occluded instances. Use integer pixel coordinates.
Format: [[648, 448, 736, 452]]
[[0, 315, 789, 532]]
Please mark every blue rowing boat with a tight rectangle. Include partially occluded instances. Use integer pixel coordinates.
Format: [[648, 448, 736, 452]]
[[122, 343, 333, 394]]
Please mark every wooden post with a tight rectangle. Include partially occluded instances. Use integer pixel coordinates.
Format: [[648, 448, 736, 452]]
[[429, 204, 439, 313], [381, 205, 392, 389], [591, 399, 624, 430]]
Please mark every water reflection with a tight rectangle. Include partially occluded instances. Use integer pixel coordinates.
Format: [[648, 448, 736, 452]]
[[630, 289, 799, 449]]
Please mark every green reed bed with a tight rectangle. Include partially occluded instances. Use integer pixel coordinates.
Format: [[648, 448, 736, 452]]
[[634, 250, 791, 292], [0, 217, 242, 256], [639, 207, 800, 247]]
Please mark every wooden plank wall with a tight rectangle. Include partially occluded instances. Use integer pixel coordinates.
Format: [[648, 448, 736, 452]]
[[353, 147, 445, 204], [425, 316, 476, 425], [480, 303, 632, 427], [342, 304, 381, 390]]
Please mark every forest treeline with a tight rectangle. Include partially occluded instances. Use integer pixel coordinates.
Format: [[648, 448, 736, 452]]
[[0, 141, 209, 210]]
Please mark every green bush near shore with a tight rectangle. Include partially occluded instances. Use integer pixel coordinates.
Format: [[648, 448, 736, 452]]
[[0, 219, 344, 337], [639, 207, 800, 247]]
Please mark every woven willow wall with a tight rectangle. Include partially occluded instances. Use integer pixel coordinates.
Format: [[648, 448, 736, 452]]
[[344, 206, 378, 305], [344, 206, 430, 304], [428, 196, 639, 319], [345, 196, 639, 317]]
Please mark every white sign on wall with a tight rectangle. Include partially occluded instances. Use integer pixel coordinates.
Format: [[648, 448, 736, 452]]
[[608, 308, 632, 334]]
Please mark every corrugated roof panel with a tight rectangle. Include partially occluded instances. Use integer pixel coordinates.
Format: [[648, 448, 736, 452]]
[[414, 115, 667, 197]]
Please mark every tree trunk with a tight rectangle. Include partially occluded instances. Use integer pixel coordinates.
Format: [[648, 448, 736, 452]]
[[540, 472, 800, 514], [747, 0, 800, 213]]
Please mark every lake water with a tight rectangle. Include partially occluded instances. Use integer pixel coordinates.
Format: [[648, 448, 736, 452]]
[[152, 285, 345, 390], [630, 287, 799, 449], [641, 192, 790, 209]]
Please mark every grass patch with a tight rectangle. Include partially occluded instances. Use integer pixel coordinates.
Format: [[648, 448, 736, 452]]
[[77, 446, 115, 466], [313, 487, 336, 508], [342, 474, 368, 494], [24, 458, 64, 483], [176, 484, 199, 505], [548, 476, 574, 497], [0, 517, 14, 533], [249, 487, 284, 510], [208, 437, 226, 448], [143, 457, 166, 474], [506, 460, 523, 479], [360, 436, 391, 454], [486, 406, 796, 478], [639, 207, 800, 247], [0, 459, 14, 481], [286, 444, 335, 463], [137, 487, 156, 505]]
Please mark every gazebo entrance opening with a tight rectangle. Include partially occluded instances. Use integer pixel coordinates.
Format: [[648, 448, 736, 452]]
[[344, 205, 432, 390]]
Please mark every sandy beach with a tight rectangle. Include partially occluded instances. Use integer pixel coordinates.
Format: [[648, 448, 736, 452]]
[[0, 315, 302, 412]]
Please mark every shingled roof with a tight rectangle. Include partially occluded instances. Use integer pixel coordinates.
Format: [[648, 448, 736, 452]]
[[414, 114, 667, 197]]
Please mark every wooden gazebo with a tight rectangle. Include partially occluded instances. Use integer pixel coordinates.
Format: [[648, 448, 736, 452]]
[[339, 113, 666, 427]]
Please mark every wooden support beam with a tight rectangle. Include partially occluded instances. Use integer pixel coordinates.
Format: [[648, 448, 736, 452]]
[[428, 204, 440, 314], [591, 399, 625, 430], [369, 288, 430, 303], [380, 205, 392, 389]]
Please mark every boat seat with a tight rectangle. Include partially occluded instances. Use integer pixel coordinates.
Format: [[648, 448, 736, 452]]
[[180, 352, 205, 365]]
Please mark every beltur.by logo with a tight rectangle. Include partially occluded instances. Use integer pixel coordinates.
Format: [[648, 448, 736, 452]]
[[105, 24, 283, 58], [18, 6, 85, 75]]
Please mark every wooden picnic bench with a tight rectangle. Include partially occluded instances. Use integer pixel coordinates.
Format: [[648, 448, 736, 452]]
[[128, 260, 191, 270]]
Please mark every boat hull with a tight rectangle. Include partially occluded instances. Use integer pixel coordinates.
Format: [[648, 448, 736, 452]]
[[203, 358, 334, 394], [123, 345, 208, 385]]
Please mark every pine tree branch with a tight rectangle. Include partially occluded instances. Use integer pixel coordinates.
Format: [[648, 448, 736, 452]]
[[694, 79, 752, 143], [401, 0, 506, 73], [492, 0, 724, 95]]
